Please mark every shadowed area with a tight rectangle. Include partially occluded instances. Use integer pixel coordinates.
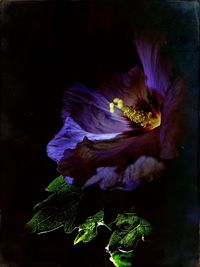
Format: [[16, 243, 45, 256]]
[[0, 0, 199, 266]]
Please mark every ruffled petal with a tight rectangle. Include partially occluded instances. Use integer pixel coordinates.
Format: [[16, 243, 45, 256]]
[[83, 156, 164, 191], [57, 128, 160, 186], [61, 83, 131, 134], [57, 136, 98, 186], [94, 128, 160, 167], [47, 117, 118, 162], [123, 156, 165, 185], [159, 76, 186, 159], [83, 166, 127, 190], [135, 32, 171, 96]]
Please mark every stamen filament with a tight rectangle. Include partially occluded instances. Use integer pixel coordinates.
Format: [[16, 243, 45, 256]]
[[109, 98, 161, 129]]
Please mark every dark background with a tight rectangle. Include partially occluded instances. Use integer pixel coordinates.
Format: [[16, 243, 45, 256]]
[[1, 0, 199, 266]]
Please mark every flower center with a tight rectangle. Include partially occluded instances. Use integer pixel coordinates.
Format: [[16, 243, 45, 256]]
[[109, 98, 161, 129]]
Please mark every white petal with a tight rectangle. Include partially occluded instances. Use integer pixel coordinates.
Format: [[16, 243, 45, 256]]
[[83, 156, 165, 191]]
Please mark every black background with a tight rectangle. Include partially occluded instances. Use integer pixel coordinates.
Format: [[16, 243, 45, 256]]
[[1, 1, 199, 266]]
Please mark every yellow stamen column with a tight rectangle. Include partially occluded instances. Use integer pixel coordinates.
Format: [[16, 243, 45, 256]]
[[109, 98, 161, 129]]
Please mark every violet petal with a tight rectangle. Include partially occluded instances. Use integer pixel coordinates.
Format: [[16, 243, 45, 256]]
[[160, 76, 186, 159], [47, 117, 119, 162], [61, 83, 131, 134], [99, 66, 149, 107], [58, 127, 161, 186], [135, 32, 171, 96]]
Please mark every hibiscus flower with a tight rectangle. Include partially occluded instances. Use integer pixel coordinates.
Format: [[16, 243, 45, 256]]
[[47, 33, 185, 190]]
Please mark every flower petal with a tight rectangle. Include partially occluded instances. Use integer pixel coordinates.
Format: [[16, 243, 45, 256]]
[[57, 136, 98, 186], [159, 76, 186, 159], [123, 156, 165, 185], [47, 117, 118, 161], [94, 128, 160, 167], [83, 156, 164, 191], [57, 128, 161, 186], [83, 166, 126, 190], [64, 176, 74, 185], [99, 66, 149, 107], [61, 83, 131, 134], [135, 32, 171, 96]]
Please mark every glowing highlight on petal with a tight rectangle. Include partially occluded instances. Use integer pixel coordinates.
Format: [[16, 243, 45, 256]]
[[47, 117, 119, 162], [64, 176, 74, 185]]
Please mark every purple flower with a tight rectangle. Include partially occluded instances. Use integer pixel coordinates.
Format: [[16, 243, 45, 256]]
[[47, 33, 185, 190]]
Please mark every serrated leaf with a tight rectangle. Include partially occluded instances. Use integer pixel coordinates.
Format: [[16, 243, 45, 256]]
[[45, 175, 65, 192], [64, 200, 80, 234], [109, 251, 133, 267], [33, 193, 56, 211], [114, 213, 140, 229], [27, 174, 84, 235], [27, 198, 80, 234], [27, 208, 64, 234], [108, 209, 152, 252], [74, 210, 104, 245], [74, 227, 97, 244], [137, 219, 152, 236], [119, 227, 140, 249], [45, 175, 80, 195]]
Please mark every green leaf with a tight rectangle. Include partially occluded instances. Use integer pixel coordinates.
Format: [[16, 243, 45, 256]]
[[45, 175, 80, 195], [108, 209, 152, 252], [27, 208, 64, 234], [64, 200, 80, 234], [109, 251, 133, 267], [33, 193, 56, 211], [27, 174, 84, 234], [74, 210, 104, 245], [27, 197, 80, 235], [45, 175, 65, 192]]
